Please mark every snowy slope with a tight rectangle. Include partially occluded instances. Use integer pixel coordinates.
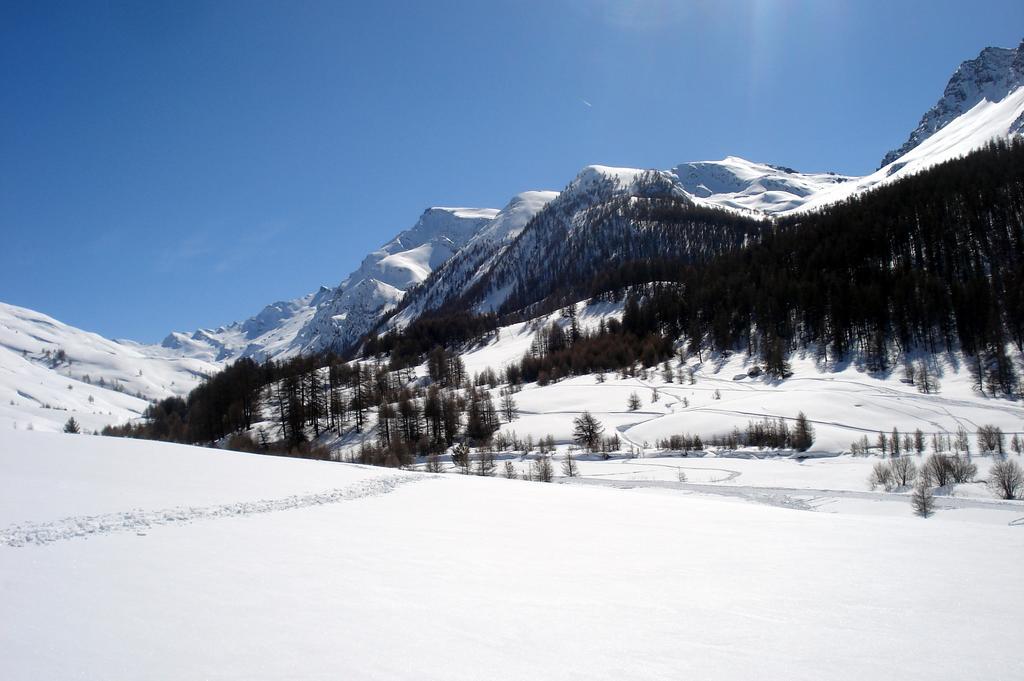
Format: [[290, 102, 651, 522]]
[[385, 298, 1024, 460], [794, 83, 1024, 214], [390, 191, 559, 327], [299, 206, 499, 353], [0, 302, 219, 432], [2, 429, 1022, 680], [881, 39, 1024, 166], [671, 156, 854, 214], [166, 207, 499, 362]]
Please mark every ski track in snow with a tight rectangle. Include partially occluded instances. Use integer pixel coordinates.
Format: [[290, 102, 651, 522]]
[[1, 474, 431, 548], [517, 378, 1024, 444], [567, 472, 1024, 515]]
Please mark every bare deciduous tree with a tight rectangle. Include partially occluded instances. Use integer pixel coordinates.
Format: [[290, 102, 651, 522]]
[[949, 454, 977, 484], [988, 459, 1024, 499], [425, 452, 443, 473], [977, 425, 1005, 455], [561, 452, 579, 477], [532, 454, 554, 483], [870, 460, 895, 491], [890, 456, 918, 487], [922, 454, 954, 487], [503, 460, 518, 480], [473, 448, 496, 477]]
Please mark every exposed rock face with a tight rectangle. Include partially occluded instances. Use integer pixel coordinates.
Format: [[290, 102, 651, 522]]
[[881, 40, 1024, 167]]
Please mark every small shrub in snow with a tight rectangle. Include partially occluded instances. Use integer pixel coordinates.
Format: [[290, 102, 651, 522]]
[[869, 461, 895, 491], [425, 453, 443, 473], [868, 456, 917, 490], [503, 461, 518, 480], [226, 433, 259, 453]]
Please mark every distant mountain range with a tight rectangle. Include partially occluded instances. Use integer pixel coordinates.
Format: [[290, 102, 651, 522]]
[[159, 39, 1024, 365], [2, 38, 1023, 432]]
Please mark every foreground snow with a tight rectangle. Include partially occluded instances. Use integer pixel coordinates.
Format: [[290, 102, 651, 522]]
[[1, 430, 1022, 680]]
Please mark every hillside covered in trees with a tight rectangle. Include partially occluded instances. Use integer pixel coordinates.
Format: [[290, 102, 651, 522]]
[[104, 141, 1024, 458]]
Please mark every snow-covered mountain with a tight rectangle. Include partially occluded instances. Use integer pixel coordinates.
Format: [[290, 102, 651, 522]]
[[0, 302, 219, 432], [389, 191, 560, 327], [160, 288, 332, 363], [795, 77, 1024, 214], [297, 206, 499, 354], [670, 157, 854, 214], [157, 41, 1024, 361], [4, 37, 1022, 433], [451, 165, 759, 316], [162, 206, 499, 362], [881, 39, 1024, 167]]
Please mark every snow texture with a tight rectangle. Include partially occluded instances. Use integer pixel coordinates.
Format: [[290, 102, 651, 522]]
[[1, 429, 1022, 680]]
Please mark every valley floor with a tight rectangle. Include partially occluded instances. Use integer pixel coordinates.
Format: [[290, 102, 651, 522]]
[[2, 430, 1022, 680]]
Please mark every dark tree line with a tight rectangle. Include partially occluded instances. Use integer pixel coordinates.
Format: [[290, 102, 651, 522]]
[[630, 140, 1024, 393], [377, 141, 1024, 395]]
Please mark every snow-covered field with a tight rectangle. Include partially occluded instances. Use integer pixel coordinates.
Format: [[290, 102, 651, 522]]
[[2, 429, 1022, 680], [449, 303, 1024, 457]]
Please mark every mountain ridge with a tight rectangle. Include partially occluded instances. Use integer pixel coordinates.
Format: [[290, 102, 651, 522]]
[[881, 39, 1024, 167]]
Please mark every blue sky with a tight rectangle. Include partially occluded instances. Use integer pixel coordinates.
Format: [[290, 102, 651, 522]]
[[2, 1, 1023, 342]]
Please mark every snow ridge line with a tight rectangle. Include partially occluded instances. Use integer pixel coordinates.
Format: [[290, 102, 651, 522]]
[[1, 474, 431, 548]]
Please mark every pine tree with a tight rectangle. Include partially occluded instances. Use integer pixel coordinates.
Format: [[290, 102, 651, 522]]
[[791, 412, 814, 452], [63, 417, 80, 434], [627, 392, 642, 411], [911, 482, 935, 518], [572, 411, 604, 451]]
